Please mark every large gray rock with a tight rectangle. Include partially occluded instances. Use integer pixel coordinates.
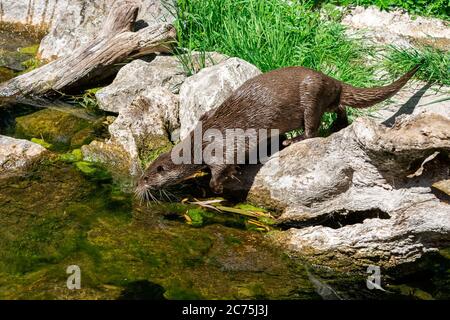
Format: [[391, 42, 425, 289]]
[[0, 135, 47, 178], [96, 52, 228, 113], [240, 113, 450, 270], [342, 6, 450, 50], [82, 87, 178, 184], [179, 57, 262, 139], [38, 0, 176, 60]]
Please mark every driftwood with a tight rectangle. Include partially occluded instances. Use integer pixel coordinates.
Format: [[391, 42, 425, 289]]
[[0, 0, 176, 99]]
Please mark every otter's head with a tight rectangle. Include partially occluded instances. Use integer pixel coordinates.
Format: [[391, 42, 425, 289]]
[[135, 151, 204, 202]]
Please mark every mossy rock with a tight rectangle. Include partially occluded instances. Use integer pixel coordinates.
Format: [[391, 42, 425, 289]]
[[70, 127, 96, 148], [81, 140, 136, 190], [0, 49, 31, 71], [0, 66, 15, 82], [15, 109, 94, 151], [138, 134, 173, 168]]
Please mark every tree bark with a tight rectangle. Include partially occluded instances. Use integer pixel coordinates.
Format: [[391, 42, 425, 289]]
[[0, 0, 176, 99]]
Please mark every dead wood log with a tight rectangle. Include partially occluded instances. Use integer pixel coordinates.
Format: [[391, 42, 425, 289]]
[[0, 0, 176, 99]]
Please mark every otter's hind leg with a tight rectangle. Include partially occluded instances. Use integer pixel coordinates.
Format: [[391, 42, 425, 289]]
[[330, 105, 349, 133], [301, 76, 342, 139], [283, 79, 324, 146]]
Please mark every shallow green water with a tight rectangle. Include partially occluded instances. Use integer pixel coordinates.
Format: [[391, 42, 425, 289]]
[[0, 157, 449, 300]]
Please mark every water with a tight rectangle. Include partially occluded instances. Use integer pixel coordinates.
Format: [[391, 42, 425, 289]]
[[0, 25, 449, 301], [0, 22, 45, 82]]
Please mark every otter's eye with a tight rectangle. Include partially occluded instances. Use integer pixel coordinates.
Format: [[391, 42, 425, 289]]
[[156, 165, 164, 172]]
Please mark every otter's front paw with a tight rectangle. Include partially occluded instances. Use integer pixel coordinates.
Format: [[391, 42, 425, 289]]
[[209, 180, 224, 194]]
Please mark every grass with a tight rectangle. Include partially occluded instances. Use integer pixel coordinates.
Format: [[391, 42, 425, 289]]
[[174, 0, 380, 89], [384, 45, 450, 86], [323, 0, 449, 20]]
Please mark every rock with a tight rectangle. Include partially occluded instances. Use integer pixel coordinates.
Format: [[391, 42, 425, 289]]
[[179, 57, 262, 139], [0, 0, 60, 28], [37, 0, 176, 60], [0, 49, 31, 71], [240, 113, 450, 270], [15, 109, 95, 149], [342, 6, 450, 50], [0, 135, 46, 178], [370, 81, 450, 125], [96, 52, 228, 113], [82, 87, 178, 185], [0, 67, 15, 83]]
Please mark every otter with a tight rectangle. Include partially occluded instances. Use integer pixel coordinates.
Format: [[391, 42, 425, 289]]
[[136, 64, 420, 199]]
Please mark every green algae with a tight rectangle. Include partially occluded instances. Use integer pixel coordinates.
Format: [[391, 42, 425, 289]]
[[59, 149, 84, 163], [18, 44, 40, 55], [0, 162, 320, 300], [75, 161, 112, 182], [186, 208, 205, 227], [1, 157, 449, 299], [31, 137, 53, 149], [15, 109, 95, 151]]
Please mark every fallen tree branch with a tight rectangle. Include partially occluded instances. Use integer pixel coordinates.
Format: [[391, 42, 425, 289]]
[[0, 0, 176, 99]]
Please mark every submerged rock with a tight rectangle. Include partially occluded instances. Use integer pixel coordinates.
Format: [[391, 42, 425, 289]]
[[38, 0, 177, 60], [96, 52, 228, 114], [0, 49, 32, 71], [179, 57, 261, 139], [235, 113, 450, 270], [15, 108, 95, 149], [342, 6, 450, 50], [0, 135, 46, 178], [83, 88, 179, 184]]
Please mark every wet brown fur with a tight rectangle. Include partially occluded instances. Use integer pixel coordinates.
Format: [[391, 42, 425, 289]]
[[137, 64, 420, 195]]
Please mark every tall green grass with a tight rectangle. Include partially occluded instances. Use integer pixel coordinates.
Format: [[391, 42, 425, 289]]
[[172, 0, 449, 134], [174, 0, 380, 87], [173, 0, 448, 85], [384, 45, 450, 86]]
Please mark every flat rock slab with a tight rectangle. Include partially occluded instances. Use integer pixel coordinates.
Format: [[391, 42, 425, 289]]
[[0, 135, 46, 178]]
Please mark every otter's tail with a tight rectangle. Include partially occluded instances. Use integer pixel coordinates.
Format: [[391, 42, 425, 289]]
[[340, 64, 421, 108]]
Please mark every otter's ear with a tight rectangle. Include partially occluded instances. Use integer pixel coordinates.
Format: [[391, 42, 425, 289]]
[[157, 165, 164, 172]]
